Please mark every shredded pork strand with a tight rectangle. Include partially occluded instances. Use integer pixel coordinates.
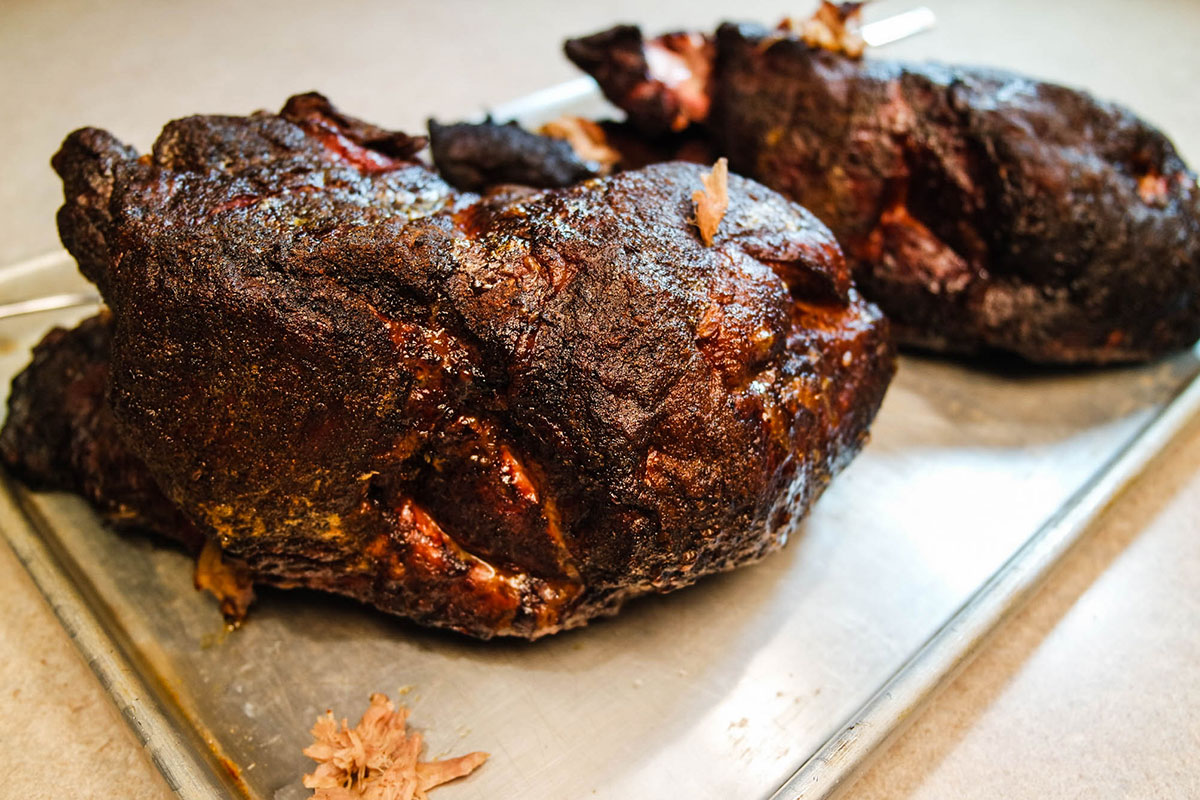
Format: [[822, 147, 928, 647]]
[[303, 693, 488, 800], [783, 1, 867, 59], [193, 538, 255, 625], [538, 116, 621, 174], [692, 157, 729, 246]]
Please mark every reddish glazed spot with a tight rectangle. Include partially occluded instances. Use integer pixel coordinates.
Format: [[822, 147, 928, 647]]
[[498, 445, 540, 504], [644, 32, 714, 130], [210, 194, 261, 214], [301, 117, 403, 174]]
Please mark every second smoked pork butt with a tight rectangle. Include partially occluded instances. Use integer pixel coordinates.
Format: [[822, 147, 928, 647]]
[[0, 94, 894, 639], [566, 22, 1200, 364]]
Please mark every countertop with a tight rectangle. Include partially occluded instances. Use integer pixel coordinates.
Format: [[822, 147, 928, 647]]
[[1, 1, 1198, 797]]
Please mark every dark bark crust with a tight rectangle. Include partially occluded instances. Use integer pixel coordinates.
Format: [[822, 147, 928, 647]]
[[2, 94, 893, 639], [567, 23, 1200, 364]]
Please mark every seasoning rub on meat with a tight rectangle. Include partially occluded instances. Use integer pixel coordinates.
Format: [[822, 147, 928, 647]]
[[1, 94, 894, 639], [567, 13, 1200, 363]]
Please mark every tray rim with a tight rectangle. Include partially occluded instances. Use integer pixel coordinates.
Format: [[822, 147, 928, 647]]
[[5, 204, 1200, 800], [0, 466, 242, 798], [770, 363, 1200, 799]]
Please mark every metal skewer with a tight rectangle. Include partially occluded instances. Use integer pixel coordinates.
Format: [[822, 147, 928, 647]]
[[862, 6, 936, 47], [0, 291, 101, 319]]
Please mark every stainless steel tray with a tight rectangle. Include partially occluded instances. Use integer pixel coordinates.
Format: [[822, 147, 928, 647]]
[[4, 84, 1200, 800]]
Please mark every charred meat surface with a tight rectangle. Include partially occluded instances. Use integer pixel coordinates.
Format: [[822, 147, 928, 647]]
[[1, 95, 894, 639], [431, 115, 715, 185], [567, 23, 1200, 363], [0, 313, 202, 548], [428, 118, 602, 191], [566, 26, 714, 138]]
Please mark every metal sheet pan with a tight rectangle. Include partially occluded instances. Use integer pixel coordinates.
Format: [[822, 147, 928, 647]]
[[3, 84, 1200, 800]]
